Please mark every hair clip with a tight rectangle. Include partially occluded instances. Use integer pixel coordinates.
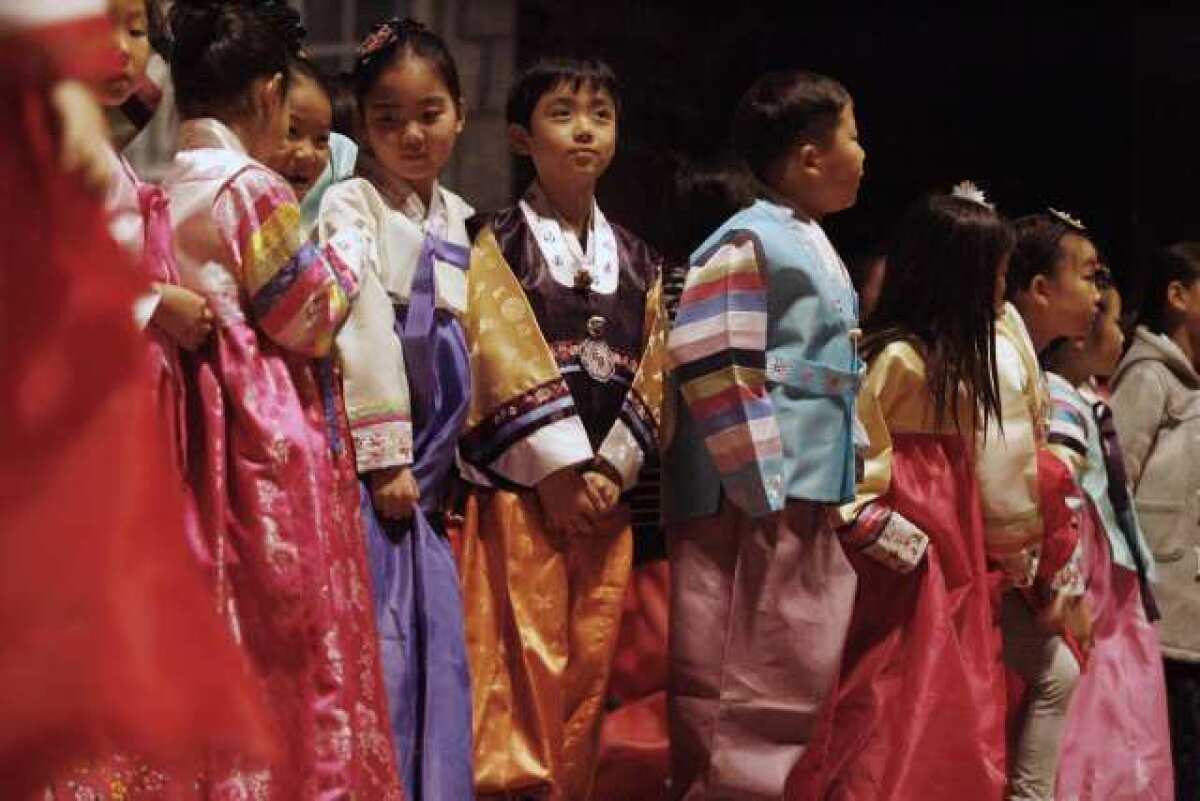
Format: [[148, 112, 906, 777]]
[[358, 23, 398, 60], [950, 180, 994, 210], [1048, 207, 1086, 231], [357, 17, 429, 62]]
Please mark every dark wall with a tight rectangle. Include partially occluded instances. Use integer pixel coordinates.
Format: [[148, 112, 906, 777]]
[[516, 2, 1153, 296]]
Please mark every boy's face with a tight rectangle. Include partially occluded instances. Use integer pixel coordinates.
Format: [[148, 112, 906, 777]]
[[517, 80, 617, 191], [95, 0, 150, 107], [267, 74, 332, 201], [1044, 233, 1103, 340], [815, 103, 866, 215]]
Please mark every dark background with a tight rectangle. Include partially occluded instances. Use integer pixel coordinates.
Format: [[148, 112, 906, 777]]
[[515, 1, 1199, 314]]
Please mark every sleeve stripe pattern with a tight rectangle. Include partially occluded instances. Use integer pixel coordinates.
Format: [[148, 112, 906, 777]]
[[668, 231, 785, 516], [460, 379, 580, 468], [1048, 400, 1089, 459]]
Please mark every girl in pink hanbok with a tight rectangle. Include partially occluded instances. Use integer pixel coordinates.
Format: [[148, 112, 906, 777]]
[[1043, 277, 1173, 801], [161, 2, 402, 797]]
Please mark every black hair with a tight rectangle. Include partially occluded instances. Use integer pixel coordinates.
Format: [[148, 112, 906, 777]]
[[288, 54, 330, 98], [864, 193, 1015, 433], [1006, 212, 1093, 296], [731, 70, 851, 186], [169, 0, 305, 120], [330, 71, 359, 140], [1139, 242, 1200, 334], [147, 0, 171, 56], [353, 18, 462, 111], [506, 57, 620, 129]]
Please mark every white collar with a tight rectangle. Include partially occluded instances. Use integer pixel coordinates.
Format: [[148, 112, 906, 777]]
[[177, 118, 249, 155], [519, 182, 619, 295], [356, 150, 448, 238]]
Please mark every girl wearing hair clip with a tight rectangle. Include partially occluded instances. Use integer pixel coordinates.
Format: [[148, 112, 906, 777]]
[[993, 209, 1103, 801], [788, 184, 1014, 801], [1041, 269, 1172, 801], [317, 17, 475, 801]]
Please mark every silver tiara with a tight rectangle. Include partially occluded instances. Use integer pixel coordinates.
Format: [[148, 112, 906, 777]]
[[950, 180, 993, 210], [1047, 207, 1086, 231]]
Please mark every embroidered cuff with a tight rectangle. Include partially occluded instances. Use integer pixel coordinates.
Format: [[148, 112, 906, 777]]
[[861, 512, 929, 573], [351, 419, 413, 473], [1050, 540, 1086, 597], [597, 419, 645, 492]]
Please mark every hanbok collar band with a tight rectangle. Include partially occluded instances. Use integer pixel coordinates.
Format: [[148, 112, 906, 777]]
[[176, 117, 249, 154], [355, 149, 448, 237], [519, 182, 619, 295]]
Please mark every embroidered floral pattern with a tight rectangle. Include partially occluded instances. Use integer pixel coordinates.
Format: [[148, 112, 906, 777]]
[[862, 512, 930, 573]]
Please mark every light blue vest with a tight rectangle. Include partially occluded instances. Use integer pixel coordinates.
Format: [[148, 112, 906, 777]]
[[664, 199, 861, 522]]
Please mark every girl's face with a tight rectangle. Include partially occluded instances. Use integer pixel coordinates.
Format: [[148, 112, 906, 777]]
[[1087, 289, 1125, 378], [95, 0, 150, 107], [1044, 233, 1103, 340], [993, 252, 1012, 317], [362, 54, 463, 200], [267, 74, 332, 201]]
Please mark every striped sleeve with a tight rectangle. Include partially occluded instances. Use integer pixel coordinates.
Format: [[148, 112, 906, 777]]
[[215, 168, 358, 358], [667, 232, 784, 517], [1046, 375, 1091, 479]]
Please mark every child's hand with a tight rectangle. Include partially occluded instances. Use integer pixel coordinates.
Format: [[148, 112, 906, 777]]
[[535, 467, 600, 540], [582, 470, 621, 517], [152, 284, 214, 350], [1036, 591, 1095, 659], [50, 80, 111, 194], [1062, 595, 1095, 659], [371, 466, 420, 521]]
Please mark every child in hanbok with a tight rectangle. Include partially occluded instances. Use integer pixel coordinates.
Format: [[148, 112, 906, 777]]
[[665, 70, 864, 801], [161, 2, 401, 796], [1042, 281, 1173, 800], [999, 209, 1104, 801], [1111, 242, 1200, 800], [0, 1, 269, 794], [96, 0, 210, 550], [264, 54, 359, 238], [787, 185, 1013, 801], [317, 18, 474, 800], [458, 56, 667, 801]]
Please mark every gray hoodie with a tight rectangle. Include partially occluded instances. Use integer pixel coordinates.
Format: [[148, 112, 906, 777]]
[[1111, 325, 1200, 662]]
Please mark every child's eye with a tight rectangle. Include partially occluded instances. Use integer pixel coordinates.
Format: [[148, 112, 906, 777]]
[[422, 109, 443, 125], [130, 26, 147, 38]]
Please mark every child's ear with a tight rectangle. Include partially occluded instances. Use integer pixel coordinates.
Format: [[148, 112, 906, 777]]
[[454, 97, 467, 135], [796, 142, 822, 177], [508, 123, 532, 156], [1166, 279, 1190, 315], [257, 72, 285, 117], [1027, 273, 1054, 309]]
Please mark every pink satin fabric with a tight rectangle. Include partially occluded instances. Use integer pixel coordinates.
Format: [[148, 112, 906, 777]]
[[788, 433, 1007, 801], [669, 500, 856, 801], [1055, 500, 1174, 800]]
